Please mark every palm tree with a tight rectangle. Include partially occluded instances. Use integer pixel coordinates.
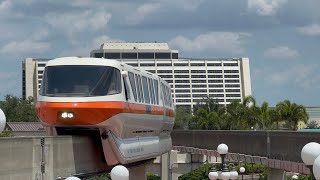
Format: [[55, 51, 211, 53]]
[[276, 100, 309, 131]]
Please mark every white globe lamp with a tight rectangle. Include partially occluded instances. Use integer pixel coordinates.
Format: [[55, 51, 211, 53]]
[[292, 174, 298, 179], [301, 142, 320, 165], [111, 165, 129, 180], [230, 169, 238, 179], [239, 167, 245, 173], [0, 108, 6, 133], [217, 144, 228, 155], [220, 171, 230, 180], [313, 155, 320, 179], [65, 177, 81, 180], [208, 171, 219, 180]]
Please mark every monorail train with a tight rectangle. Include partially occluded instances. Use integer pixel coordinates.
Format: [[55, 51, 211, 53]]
[[36, 57, 175, 165]]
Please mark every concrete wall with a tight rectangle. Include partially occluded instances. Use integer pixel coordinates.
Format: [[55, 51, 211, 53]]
[[0, 136, 109, 180]]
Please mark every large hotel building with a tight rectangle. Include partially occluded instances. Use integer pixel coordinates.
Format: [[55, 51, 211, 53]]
[[22, 43, 252, 108]]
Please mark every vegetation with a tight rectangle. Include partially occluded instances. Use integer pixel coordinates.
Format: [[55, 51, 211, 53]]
[[178, 163, 268, 180], [174, 96, 309, 131], [0, 95, 38, 122], [306, 120, 319, 129]]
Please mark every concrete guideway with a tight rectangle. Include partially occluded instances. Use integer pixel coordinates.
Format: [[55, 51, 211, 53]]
[[0, 136, 110, 180]]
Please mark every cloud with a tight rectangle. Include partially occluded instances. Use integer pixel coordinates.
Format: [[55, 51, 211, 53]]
[[0, 40, 50, 54], [125, 0, 205, 25], [268, 64, 320, 88], [264, 46, 299, 59], [297, 24, 320, 36], [45, 11, 111, 35], [126, 3, 162, 26], [247, 0, 287, 16], [60, 35, 124, 57], [168, 32, 250, 54]]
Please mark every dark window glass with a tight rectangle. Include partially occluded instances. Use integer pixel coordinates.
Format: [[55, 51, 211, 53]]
[[142, 76, 150, 103], [191, 75, 206, 78], [174, 70, 189, 73], [224, 70, 239, 73], [94, 53, 103, 58], [208, 70, 222, 73], [135, 74, 141, 102], [140, 63, 155, 66], [192, 89, 207, 93], [41, 66, 121, 97], [157, 70, 172, 73], [190, 63, 204, 66], [191, 70, 206, 73], [175, 89, 190, 93], [155, 53, 171, 59], [209, 89, 224, 92], [122, 53, 137, 59], [223, 63, 238, 66], [225, 80, 239, 83], [38, 64, 46, 67], [224, 75, 239, 78], [226, 94, 241, 97], [128, 72, 137, 101], [105, 53, 121, 59], [208, 75, 223, 78], [174, 63, 188, 66], [209, 84, 223, 88], [138, 53, 154, 59], [159, 75, 172, 78], [165, 80, 173, 83], [175, 75, 189, 78], [38, 70, 44, 74], [175, 85, 190, 88], [157, 63, 172, 66], [172, 53, 178, 59], [192, 80, 206, 83], [207, 63, 221, 66], [225, 84, 240, 88], [153, 79, 159, 104], [124, 77, 131, 100], [137, 75, 144, 103], [209, 94, 224, 97], [192, 84, 207, 88], [176, 99, 191, 102], [226, 89, 240, 92], [193, 94, 207, 98], [175, 80, 189, 83], [208, 80, 223, 83], [148, 78, 154, 104], [176, 94, 190, 97]]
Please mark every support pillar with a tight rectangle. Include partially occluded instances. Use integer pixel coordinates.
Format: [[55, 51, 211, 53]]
[[268, 168, 286, 180], [161, 152, 169, 180], [128, 163, 146, 180]]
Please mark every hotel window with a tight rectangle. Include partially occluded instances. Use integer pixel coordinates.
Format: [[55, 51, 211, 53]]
[[155, 53, 171, 59], [192, 89, 207, 93], [174, 63, 188, 66], [175, 75, 189, 78], [225, 80, 239, 83], [223, 63, 238, 66], [224, 70, 239, 73], [172, 53, 178, 59], [209, 94, 224, 97], [208, 70, 222, 73], [158, 70, 172, 73], [207, 63, 221, 66], [226, 89, 240, 92], [192, 80, 206, 83], [209, 89, 224, 92], [175, 80, 189, 83], [191, 70, 206, 73], [138, 53, 154, 59], [174, 70, 189, 73], [190, 63, 204, 66], [122, 53, 137, 59], [224, 75, 239, 78], [140, 63, 155, 66], [157, 63, 172, 66], [105, 53, 121, 59], [208, 75, 223, 78]]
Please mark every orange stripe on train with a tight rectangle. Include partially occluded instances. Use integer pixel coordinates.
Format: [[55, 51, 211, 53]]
[[36, 101, 174, 125]]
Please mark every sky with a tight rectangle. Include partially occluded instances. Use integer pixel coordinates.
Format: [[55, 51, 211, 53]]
[[0, 0, 319, 106]]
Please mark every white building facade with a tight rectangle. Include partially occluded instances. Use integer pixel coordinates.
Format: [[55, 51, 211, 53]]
[[22, 43, 252, 108]]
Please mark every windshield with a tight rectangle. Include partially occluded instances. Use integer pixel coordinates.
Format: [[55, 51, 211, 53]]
[[40, 65, 121, 97]]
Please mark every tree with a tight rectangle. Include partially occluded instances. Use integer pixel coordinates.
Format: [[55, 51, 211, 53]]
[[306, 121, 319, 129], [276, 100, 309, 131], [174, 106, 192, 129], [0, 95, 38, 122]]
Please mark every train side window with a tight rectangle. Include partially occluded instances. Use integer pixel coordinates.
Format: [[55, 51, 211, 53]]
[[142, 76, 150, 104], [128, 72, 137, 102], [137, 75, 144, 103], [161, 83, 167, 106], [153, 79, 159, 105], [123, 77, 131, 100], [134, 74, 141, 102], [148, 78, 154, 104]]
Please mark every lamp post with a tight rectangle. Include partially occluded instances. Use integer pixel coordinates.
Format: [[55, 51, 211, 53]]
[[208, 143, 240, 180], [301, 142, 320, 180], [239, 166, 245, 180]]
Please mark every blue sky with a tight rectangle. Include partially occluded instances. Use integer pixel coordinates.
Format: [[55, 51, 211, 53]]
[[0, 0, 319, 106]]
